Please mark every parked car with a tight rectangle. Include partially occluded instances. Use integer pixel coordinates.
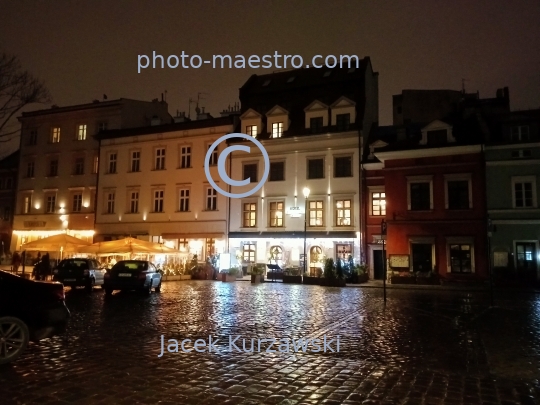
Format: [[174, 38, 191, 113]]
[[103, 260, 162, 295], [0, 270, 70, 365], [52, 258, 106, 291]]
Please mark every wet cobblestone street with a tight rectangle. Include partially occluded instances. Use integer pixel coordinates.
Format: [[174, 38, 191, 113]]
[[1, 281, 540, 404]]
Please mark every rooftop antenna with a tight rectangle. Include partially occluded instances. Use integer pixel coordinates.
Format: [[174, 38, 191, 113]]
[[188, 97, 197, 119], [196, 92, 209, 115]]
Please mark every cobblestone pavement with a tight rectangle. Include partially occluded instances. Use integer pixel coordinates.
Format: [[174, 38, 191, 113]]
[[1, 281, 540, 405]]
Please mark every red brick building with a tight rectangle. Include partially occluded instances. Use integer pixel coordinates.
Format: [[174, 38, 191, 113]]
[[363, 120, 488, 281]]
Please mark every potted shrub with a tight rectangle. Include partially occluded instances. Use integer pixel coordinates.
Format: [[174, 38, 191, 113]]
[[390, 270, 415, 284], [415, 270, 440, 285], [320, 258, 346, 287], [251, 264, 264, 284], [222, 266, 238, 282], [283, 267, 302, 284]]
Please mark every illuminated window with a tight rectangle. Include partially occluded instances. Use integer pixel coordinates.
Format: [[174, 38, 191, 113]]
[[309, 200, 324, 226], [246, 125, 257, 137], [206, 187, 217, 211], [206, 238, 215, 257], [153, 190, 164, 212], [269, 201, 284, 227], [131, 151, 140, 172], [180, 146, 191, 168], [23, 195, 31, 214], [336, 199, 351, 226], [269, 246, 283, 261], [243, 203, 257, 227], [179, 189, 190, 212], [51, 127, 61, 143], [242, 243, 256, 262], [77, 124, 87, 140], [271, 122, 283, 138], [72, 194, 82, 212], [130, 191, 139, 213], [155, 148, 166, 170], [372, 192, 386, 216], [93, 156, 99, 174]]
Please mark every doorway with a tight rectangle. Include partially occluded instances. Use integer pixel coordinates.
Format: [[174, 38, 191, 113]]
[[515, 242, 537, 280], [373, 249, 384, 280], [411, 243, 433, 272]]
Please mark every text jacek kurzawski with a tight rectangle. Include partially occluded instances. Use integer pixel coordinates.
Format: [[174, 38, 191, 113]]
[[158, 335, 341, 357]]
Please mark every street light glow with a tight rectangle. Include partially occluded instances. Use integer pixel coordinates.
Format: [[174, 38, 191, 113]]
[[303, 187, 310, 198]]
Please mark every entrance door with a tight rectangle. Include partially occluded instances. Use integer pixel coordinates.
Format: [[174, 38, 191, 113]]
[[411, 243, 433, 272], [516, 242, 537, 280], [373, 250, 384, 280]]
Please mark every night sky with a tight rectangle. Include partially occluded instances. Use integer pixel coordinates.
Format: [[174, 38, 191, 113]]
[[1, 0, 539, 156]]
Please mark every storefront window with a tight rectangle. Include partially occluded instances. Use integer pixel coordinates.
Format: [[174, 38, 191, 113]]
[[450, 244, 472, 273], [242, 243, 256, 262]]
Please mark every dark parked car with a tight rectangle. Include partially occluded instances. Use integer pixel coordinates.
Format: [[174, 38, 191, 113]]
[[0, 270, 70, 365], [52, 258, 106, 291], [103, 260, 162, 295]]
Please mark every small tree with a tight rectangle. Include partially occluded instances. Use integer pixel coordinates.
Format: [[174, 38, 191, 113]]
[[336, 258, 344, 280], [189, 254, 199, 274], [323, 258, 335, 279]]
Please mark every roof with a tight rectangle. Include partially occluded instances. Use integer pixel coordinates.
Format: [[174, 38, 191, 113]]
[[96, 115, 237, 140], [19, 98, 167, 118], [0, 150, 20, 170]]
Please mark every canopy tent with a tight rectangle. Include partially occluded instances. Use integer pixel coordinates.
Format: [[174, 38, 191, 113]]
[[77, 237, 179, 255], [21, 233, 91, 253]]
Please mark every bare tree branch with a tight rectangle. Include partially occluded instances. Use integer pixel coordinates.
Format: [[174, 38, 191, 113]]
[[0, 52, 51, 140]]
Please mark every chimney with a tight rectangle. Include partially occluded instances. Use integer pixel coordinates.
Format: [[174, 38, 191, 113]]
[[173, 111, 191, 123], [220, 102, 241, 117], [197, 107, 213, 120], [150, 115, 161, 126]]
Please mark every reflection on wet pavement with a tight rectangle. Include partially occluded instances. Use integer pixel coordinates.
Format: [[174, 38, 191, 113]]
[[1, 281, 539, 404]]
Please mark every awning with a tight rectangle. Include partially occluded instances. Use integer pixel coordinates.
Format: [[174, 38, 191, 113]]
[[161, 233, 225, 239]]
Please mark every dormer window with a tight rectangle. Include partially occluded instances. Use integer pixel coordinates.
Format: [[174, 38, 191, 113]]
[[310, 117, 323, 134], [271, 122, 283, 138], [246, 125, 258, 137], [511, 126, 530, 142], [336, 113, 350, 131], [420, 120, 455, 145], [426, 130, 448, 146]]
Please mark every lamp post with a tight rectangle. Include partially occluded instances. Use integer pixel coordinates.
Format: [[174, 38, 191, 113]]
[[303, 187, 310, 277]]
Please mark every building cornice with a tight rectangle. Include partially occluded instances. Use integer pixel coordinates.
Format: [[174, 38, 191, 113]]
[[374, 145, 482, 162]]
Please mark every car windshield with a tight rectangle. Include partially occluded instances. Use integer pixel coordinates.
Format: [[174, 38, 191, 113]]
[[58, 260, 88, 270], [113, 261, 148, 271]]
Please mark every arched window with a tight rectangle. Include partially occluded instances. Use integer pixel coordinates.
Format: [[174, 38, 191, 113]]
[[269, 246, 283, 262], [310, 246, 323, 263]]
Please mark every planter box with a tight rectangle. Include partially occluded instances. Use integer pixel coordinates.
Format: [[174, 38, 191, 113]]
[[319, 278, 346, 287], [347, 273, 369, 284], [283, 275, 302, 284], [251, 274, 263, 284], [391, 276, 416, 284], [221, 274, 237, 282], [303, 276, 321, 285], [415, 277, 440, 285]]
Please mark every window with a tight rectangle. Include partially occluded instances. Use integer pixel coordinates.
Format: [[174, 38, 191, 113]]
[[246, 125, 257, 137], [512, 176, 537, 208], [511, 149, 532, 159], [310, 117, 323, 134], [309, 200, 324, 226], [207, 145, 218, 166], [93, 156, 99, 174], [155, 148, 165, 170], [336, 113, 350, 131], [51, 127, 61, 143], [26, 161, 35, 178], [206, 187, 217, 210], [307, 158, 324, 179], [153, 190, 164, 212], [28, 130, 37, 145], [426, 130, 447, 145], [77, 124, 87, 140], [4, 178, 13, 189], [243, 203, 257, 227], [372, 192, 386, 216], [409, 181, 432, 211], [269, 201, 284, 227], [23, 195, 31, 214], [206, 238, 215, 257], [131, 151, 140, 172], [178, 189, 190, 212], [108, 153, 117, 174], [46, 195, 56, 213], [271, 122, 283, 138], [242, 243, 256, 262], [180, 146, 191, 168], [3, 207, 10, 221], [269, 161, 285, 181], [447, 180, 470, 209], [243, 163, 258, 183], [74, 157, 85, 175], [450, 244, 472, 273], [106, 192, 115, 214], [269, 246, 283, 264], [511, 126, 530, 142], [336, 199, 351, 226], [98, 122, 108, 132], [49, 159, 58, 177], [72, 194, 82, 212], [129, 191, 139, 213], [334, 156, 352, 178]]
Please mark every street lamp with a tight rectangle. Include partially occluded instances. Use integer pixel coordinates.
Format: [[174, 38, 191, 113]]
[[303, 187, 310, 276]]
